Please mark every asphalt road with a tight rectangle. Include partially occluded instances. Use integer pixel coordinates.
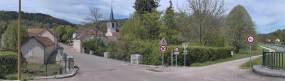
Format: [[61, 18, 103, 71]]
[[37, 44, 285, 81]]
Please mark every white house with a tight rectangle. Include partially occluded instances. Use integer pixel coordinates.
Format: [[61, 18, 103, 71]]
[[21, 36, 55, 64], [73, 27, 104, 53]]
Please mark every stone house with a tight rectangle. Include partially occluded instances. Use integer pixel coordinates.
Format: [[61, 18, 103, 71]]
[[21, 28, 57, 64], [21, 36, 55, 63]]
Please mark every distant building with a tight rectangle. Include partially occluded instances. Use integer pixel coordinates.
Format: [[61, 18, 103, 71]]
[[72, 7, 120, 53], [73, 27, 104, 53], [275, 39, 281, 44], [265, 39, 271, 43]]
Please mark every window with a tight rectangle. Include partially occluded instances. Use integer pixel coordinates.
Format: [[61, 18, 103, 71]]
[[31, 41, 34, 45], [112, 23, 114, 28], [28, 48, 32, 56]]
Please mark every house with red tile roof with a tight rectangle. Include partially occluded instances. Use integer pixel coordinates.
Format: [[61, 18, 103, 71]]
[[21, 36, 55, 63], [21, 28, 57, 64]]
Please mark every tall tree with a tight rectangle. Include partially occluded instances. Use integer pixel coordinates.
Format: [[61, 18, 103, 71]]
[[224, 5, 257, 53], [3, 21, 27, 49], [160, 0, 181, 44], [85, 6, 104, 38], [133, 0, 160, 15], [178, 0, 226, 46], [67, 28, 75, 40]]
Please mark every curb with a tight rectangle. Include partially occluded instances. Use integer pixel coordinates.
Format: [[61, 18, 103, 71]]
[[33, 66, 79, 80], [252, 65, 285, 77]]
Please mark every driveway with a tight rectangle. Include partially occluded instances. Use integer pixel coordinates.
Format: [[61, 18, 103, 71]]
[[37, 44, 284, 81]]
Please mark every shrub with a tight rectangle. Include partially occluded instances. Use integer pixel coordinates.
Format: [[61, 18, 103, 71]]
[[0, 52, 17, 78], [0, 48, 18, 52], [163, 46, 233, 66]]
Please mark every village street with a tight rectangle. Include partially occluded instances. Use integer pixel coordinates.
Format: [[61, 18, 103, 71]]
[[37, 43, 285, 81]]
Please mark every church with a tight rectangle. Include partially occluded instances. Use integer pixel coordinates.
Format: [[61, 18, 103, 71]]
[[72, 7, 120, 53]]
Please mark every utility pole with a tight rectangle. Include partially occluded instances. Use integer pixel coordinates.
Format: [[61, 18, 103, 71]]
[[18, 0, 21, 80]]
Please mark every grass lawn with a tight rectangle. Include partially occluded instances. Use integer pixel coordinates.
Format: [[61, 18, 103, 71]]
[[4, 62, 62, 80], [240, 45, 285, 70], [191, 46, 268, 67]]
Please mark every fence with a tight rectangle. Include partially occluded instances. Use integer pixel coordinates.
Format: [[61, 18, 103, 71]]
[[262, 50, 284, 69]]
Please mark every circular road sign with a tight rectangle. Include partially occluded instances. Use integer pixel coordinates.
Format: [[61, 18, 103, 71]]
[[247, 35, 255, 44], [174, 47, 179, 52], [159, 45, 167, 53]]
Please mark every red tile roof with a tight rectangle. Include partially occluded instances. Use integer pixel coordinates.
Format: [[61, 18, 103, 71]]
[[22, 36, 54, 47], [106, 36, 119, 41], [28, 28, 53, 34], [74, 27, 104, 39]]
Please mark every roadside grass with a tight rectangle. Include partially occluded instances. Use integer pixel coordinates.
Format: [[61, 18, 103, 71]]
[[240, 45, 285, 70], [191, 46, 268, 67], [240, 56, 285, 70], [5, 63, 62, 80]]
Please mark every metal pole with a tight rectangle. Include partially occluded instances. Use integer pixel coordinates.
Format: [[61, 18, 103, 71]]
[[65, 54, 67, 74], [250, 44, 252, 68], [162, 53, 164, 66], [18, 0, 21, 80], [175, 54, 177, 67], [171, 50, 173, 67], [184, 51, 186, 66], [45, 63, 47, 77]]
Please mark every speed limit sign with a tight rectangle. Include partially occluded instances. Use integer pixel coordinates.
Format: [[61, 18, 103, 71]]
[[247, 35, 255, 44]]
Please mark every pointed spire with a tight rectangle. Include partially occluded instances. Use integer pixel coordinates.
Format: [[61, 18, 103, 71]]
[[109, 1, 116, 22]]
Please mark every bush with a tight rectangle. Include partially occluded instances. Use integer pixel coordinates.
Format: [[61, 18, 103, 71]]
[[163, 46, 233, 66], [0, 48, 18, 52], [82, 38, 105, 56], [0, 51, 17, 78]]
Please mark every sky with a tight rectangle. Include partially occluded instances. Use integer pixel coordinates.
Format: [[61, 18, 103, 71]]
[[0, 0, 284, 34]]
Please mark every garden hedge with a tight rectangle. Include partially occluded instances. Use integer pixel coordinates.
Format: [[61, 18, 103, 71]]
[[0, 51, 17, 78], [144, 46, 233, 66]]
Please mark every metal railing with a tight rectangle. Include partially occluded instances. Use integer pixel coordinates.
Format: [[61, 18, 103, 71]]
[[262, 50, 284, 69]]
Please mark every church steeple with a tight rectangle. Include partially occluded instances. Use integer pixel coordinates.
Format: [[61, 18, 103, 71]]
[[106, 1, 117, 36], [109, 2, 116, 22]]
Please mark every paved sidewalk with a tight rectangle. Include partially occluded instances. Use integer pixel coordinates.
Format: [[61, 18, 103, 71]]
[[253, 65, 285, 77]]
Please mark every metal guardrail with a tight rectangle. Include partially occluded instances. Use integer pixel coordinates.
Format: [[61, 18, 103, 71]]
[[262, 49, 284, 69]]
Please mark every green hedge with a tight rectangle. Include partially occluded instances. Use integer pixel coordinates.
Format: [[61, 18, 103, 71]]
[[158, 46, 233, 66], [0, 52, 18, 78], [0, 48, 18, 52]]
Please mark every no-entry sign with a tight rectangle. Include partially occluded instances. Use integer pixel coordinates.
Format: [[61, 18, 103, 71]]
[[159, 45, 167, 53], [247, 35, 255, 44]]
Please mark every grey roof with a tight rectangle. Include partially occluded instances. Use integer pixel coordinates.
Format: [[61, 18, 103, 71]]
[[109, 7, 116, 22]]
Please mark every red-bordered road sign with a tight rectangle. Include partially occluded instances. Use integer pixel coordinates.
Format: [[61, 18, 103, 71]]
[[159, 45, 167, 53], [247, 35, 255, 44], [174, 47, 179, 52]]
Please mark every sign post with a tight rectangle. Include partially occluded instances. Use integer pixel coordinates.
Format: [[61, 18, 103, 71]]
[[182, 43, 188, 66], [159, 37, 167, 66], [247, 35, 255, 68], [171, 50, 173, 67], [174, 47, 179, 67]]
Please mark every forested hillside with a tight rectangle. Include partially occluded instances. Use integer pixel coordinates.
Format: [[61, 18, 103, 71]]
[[0, 11, 74, 26]]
